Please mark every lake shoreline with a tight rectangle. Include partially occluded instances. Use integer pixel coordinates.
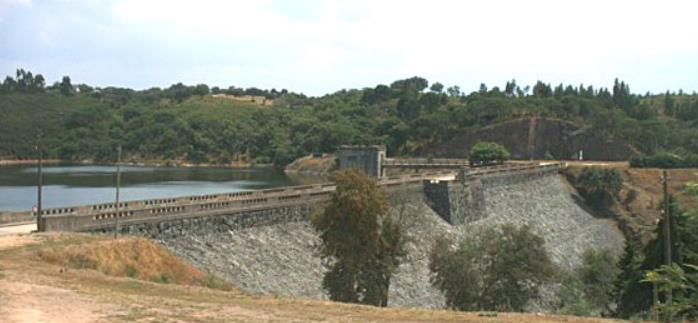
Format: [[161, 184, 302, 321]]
[[0, 159, 277, 169], [0, 163, 320, 212]]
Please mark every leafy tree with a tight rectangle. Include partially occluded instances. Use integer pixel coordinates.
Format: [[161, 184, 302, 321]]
[[664, 91, 675, 117], [479, 83, 488, 94], [446, 85, 460, 97], [644, 263, 698, 320], [429, 224, 557, 311], [468, 141, 510, 165], [312, 170, 406, 306], [390, 76, 428, 93], [60, 76, 74, 96], [612, 78, 634, 111], [532, 81, 552, 97], [194, 83, 210, 97], [615, 198, 698, 319], [613, 235, 646, 318], [555, 272, 595, 316], [578, 249, 619, 314], [430, 82, 444, 93]]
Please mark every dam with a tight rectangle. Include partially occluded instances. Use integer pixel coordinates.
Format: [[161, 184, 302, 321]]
[[2, 162, 624, 308]]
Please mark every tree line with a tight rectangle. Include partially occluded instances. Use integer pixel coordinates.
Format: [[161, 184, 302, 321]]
[[1, 69, 697, 165]]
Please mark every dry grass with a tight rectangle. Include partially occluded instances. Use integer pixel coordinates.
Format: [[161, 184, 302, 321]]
[[0, 233, 626, 322], [35, 236, 231, 290], [285, 154, 337, 174], [565, 165, 698, 241]]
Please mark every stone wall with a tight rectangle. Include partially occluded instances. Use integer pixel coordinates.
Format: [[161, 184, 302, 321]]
[[96, 205, 314, 238], [159, 197, 453, 309], [425, 166, 559, 225], [469, 173, 624, 271]]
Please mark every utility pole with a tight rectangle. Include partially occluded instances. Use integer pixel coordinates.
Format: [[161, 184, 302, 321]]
[[36, 134, 43, 232], [662, 169, 672, 304], [114, 144, 122, 238]]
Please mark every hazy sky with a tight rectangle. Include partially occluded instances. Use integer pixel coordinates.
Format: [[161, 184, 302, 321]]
[[1, 0, 697, 96]]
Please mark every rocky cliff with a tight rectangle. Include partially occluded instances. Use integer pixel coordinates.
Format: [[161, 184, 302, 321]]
[[426, 117, 640, 161]]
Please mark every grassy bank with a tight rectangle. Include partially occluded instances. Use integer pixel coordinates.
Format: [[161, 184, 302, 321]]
[[0, 233, 625, 322]]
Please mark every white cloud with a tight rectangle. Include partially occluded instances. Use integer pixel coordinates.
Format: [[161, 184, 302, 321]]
[[1, 0, 697, 94]]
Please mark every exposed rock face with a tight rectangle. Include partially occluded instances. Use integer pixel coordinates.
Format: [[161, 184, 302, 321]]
[[158, 174, 624, 309], [427, 117, 640, 161]]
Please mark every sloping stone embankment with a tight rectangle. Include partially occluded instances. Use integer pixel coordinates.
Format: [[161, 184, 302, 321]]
[[160, 174, 624, 309]]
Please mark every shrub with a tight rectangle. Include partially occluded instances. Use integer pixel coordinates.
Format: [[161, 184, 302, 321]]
[[629, 153, 698, 169], [575, 167, 623, 209], [578, 249, 619, 314], [469, 142, 510, 166], [685, 182, 698, 197], [429, 224, 557, 311]]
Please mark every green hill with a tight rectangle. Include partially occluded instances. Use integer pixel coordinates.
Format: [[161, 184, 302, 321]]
[[0, 93, 107, 158], [1, 72, 697, 166]]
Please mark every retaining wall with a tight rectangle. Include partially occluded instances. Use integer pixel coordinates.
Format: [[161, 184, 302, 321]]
[[424, 163, 561, 224]]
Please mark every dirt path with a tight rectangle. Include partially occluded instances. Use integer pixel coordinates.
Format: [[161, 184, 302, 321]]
[[0, 233, 115, 323], [0, 280, 110, 323], [0, 223, 36, 237]]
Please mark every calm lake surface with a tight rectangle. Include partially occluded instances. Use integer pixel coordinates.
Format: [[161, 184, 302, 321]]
[[0, 164, 324, 212]]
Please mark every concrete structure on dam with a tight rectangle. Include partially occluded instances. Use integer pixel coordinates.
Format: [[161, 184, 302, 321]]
[[337, 144, 470, 177]]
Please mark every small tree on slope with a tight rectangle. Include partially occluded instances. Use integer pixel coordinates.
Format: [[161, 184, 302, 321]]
[[312, 169, 407, 306]]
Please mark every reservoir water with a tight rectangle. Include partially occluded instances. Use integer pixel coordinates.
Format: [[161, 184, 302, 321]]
[[0, 164, 323, 212]]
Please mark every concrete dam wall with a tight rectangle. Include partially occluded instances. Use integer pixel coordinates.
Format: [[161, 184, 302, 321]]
[[146, 166, 624, 309]]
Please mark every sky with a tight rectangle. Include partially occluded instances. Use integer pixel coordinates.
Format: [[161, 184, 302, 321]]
[[1, 0, 697, 96]]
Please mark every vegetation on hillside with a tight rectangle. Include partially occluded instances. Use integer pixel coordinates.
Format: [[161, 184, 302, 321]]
[[630, 152, 698, 169], [555, 248, 619, 316], [1, 69, 698, 165], [614, 195, 698, 320], [574, 167, 623, 210]]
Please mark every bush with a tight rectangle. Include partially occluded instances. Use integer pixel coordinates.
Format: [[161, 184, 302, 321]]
[[575, 167, 623, 209], [629, 153, 698, 168], [578, 249, 619, 314], [685, 182, 698, 197], [469, 141, 510, 166], [555, 248, 618, 317], [429, 224, 556, 311]]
